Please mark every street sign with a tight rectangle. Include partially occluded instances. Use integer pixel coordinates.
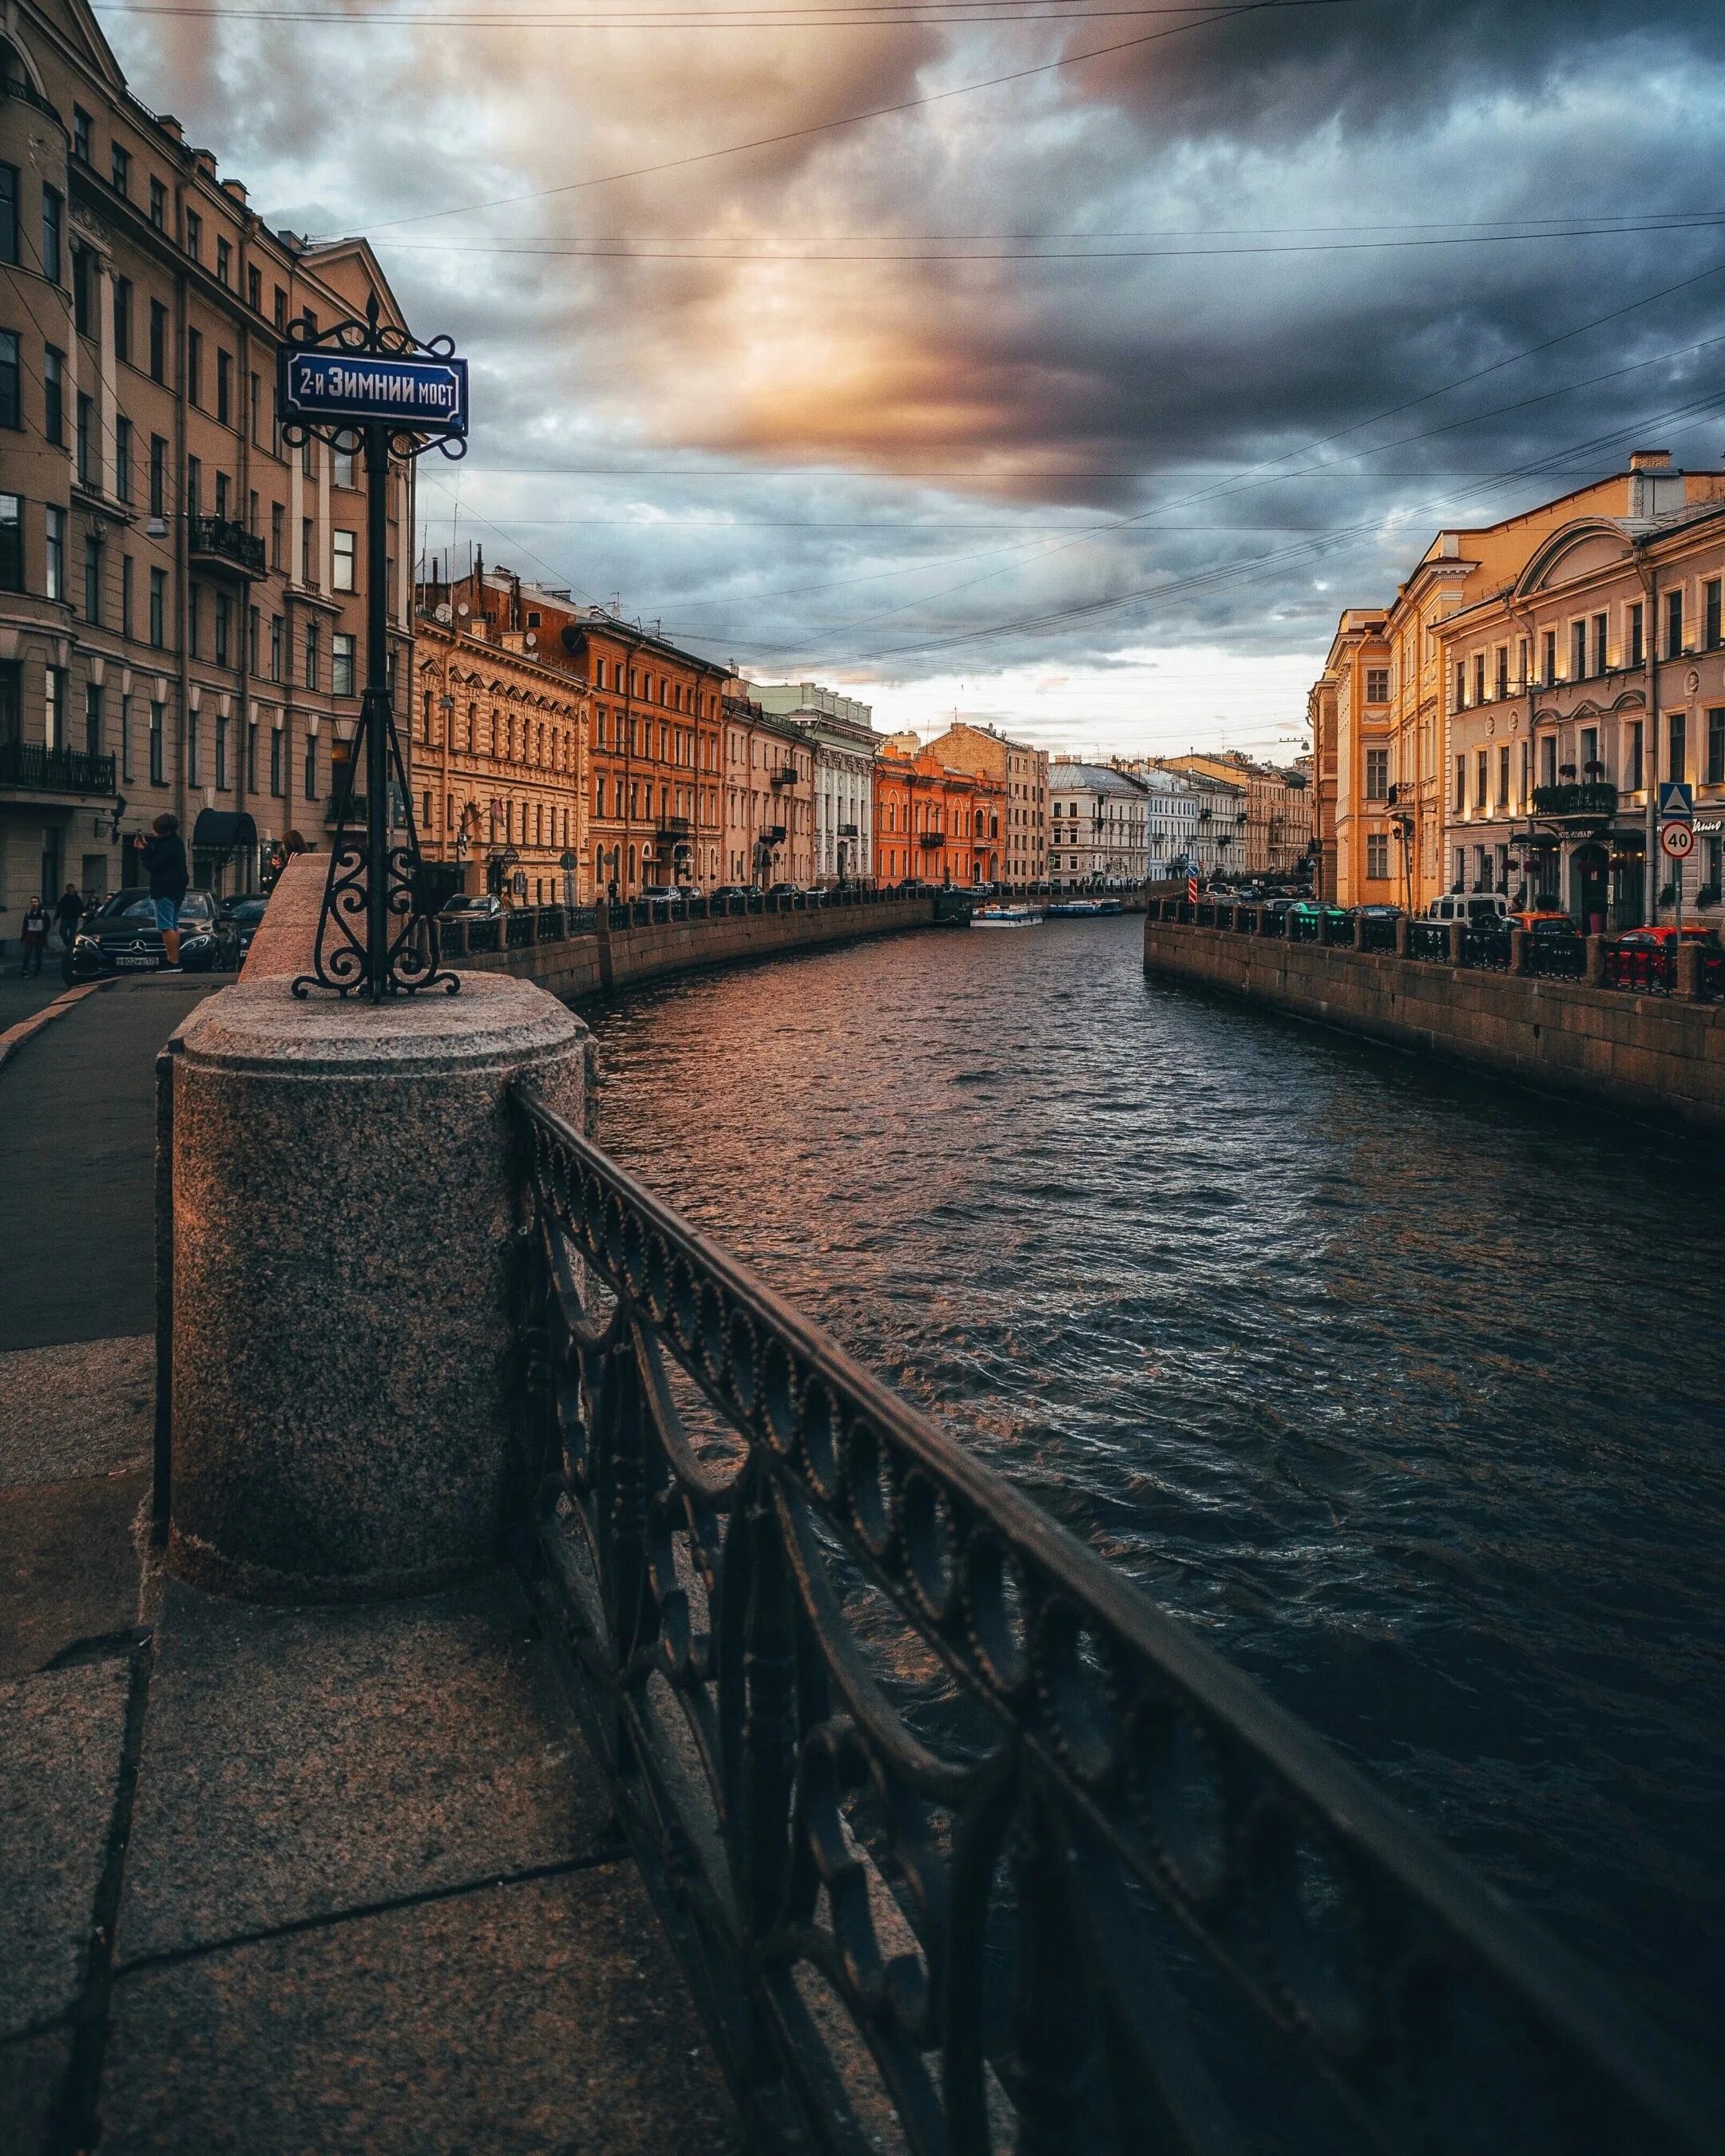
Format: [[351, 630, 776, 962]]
[[1657, 779, 1694, 822], [277, 347, 468, 438], [1660, 821, 1695, 860], [558, 849, 578, 872]]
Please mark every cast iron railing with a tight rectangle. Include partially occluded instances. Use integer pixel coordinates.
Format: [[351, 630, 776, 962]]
[[187, 514, 268, 578], [508, 1085, 1717, 2156], [1524, 933, 1586, 981], [0, 739, 117, 795], [1461, 925, 1512, 971], [1407, 921, 1450, 962]]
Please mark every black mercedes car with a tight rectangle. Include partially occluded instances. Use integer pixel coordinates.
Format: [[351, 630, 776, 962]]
[[64, 888, 234, 981], [225, 894, 271, 968]]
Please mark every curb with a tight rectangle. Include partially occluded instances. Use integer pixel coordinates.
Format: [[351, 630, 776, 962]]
[[0, 977, 120, 1075]]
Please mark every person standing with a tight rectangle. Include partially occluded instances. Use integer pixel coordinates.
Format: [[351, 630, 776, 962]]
[[54, 882, 84, 952], [19, 896, 50, 977], [133, 812, 189, 969]]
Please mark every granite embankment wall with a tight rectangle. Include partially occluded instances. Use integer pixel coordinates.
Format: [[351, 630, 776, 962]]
[[1143, 917, 1725, 1133], [461, 894, 939, 1001]]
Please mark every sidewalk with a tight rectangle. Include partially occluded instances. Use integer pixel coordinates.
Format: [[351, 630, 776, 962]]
[[0, 984, 743, 2153]]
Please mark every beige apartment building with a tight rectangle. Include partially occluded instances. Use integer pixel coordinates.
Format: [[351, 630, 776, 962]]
[[1, 2, 417, 933], [750, 679, 878, 884], [412, 596, 589, 906], [721, 685, 815, 886], [924, 721, 1048, 888], [1154, 753, 1311, 879]]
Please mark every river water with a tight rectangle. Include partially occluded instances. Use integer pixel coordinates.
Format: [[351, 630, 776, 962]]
[[585, 914, 1725, 2044]]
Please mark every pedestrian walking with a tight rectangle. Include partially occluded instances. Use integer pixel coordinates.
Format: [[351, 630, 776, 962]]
[[19, 897, 50, 977], [54, 883, 84, 952], [132, 811, 189, 969]]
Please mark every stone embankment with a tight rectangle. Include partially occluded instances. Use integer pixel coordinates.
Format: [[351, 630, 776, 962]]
[[1144, 906, 1725, 1133]]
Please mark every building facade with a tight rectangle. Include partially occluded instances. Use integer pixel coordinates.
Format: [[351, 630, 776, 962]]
[[1153, 752, 1311, 881], [722, 688, 815, 886], [2, 8, 419, 928], [873, 738, 1005, 886], [1131, 766, 1201, 878], [411, 597, 588, 905], [923, 720, 1048, 888], [1046, 762, 1148, 889], [750, 678, 877, 884], [1116, 759, 1242, 879]]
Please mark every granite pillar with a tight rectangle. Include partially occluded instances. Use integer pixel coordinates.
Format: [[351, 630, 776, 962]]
[[166, 973, 586, 1603]]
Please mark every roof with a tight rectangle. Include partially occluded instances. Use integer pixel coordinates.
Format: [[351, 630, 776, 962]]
[[1049, 763, 1147, 796]]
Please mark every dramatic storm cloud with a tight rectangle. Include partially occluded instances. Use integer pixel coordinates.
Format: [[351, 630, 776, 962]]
[[100, 0, 1725, 753]]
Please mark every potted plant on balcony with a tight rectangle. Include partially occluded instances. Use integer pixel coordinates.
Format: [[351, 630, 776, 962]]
[[1583, 759, 1605, 778], [1558, 762, 1577, 779], [1698, 882, 1723, 909]]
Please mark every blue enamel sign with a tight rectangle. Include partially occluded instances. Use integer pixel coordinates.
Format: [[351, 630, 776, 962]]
[[277, 347, 467, 437], [1657, 780, 1694, 822]]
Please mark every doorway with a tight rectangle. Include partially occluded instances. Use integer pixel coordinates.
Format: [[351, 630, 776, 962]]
[[1569, 844, 1608, 933]]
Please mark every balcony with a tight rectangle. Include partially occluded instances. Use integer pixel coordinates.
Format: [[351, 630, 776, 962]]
[[918, 831, 944, 850], [837, 822, 859, 838], [656, 815, 692, 838], [1531, 782, 1618, 823], [0, 740, 117, 797], [771, 765, 799, 787], [1, 76, 61, 122], [188, 514, 266, 580]]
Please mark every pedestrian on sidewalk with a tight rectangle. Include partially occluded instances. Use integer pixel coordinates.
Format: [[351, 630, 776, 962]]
[[54, 883, 84, 952], [133, 812, 189, 969], [19, 897, 50, 976]]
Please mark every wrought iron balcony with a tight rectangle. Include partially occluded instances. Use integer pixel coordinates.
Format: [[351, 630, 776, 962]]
[[1532, 781, 1618, 822], [771, 764, 799, 787], [0, 740, 116, 796], [1, 75, 61, 121], [918, 830, 944, 848], [656, 815, 692, 838], [837, 822, 859, 838], [188, 514, 266, 579]]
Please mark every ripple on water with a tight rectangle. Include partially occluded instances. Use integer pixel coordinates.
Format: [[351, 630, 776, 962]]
[[586, 916, 1725, 2047]]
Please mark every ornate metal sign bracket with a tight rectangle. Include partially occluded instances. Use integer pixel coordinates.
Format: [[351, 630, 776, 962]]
[[282, 295, 467, 1001]]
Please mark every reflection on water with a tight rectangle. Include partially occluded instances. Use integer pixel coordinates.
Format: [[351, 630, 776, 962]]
[[585, 915, 1725, 2042]]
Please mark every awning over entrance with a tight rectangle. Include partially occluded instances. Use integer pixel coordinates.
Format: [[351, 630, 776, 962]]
[[192, 809, 259, 854]]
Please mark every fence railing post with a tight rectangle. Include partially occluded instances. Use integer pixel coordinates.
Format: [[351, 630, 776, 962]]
[[1676, 941, 1703, 1000], [1447, 922, 1465, 966], [1585, 933, 1609, 987]]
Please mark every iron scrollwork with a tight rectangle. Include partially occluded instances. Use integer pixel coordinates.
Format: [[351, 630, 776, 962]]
[[508, 1084, 1719, 2156]]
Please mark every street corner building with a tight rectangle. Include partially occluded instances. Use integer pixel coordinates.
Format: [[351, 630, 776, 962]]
[[872, 731, 1007, 888], [0, 0, 421, 933], [1311, 450, 1725, 929]]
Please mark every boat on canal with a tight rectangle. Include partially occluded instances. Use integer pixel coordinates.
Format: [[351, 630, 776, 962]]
[[970, 902, 1043, 928], [1046, 898, 1102, 917]]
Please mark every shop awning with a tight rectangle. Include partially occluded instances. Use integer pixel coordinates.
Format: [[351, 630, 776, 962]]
[[192, 810, 259, 853]]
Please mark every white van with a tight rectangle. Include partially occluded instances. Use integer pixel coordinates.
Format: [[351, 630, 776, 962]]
[[1427, 893, 1510, 928]]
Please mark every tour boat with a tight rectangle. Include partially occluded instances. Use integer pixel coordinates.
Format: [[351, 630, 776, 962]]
[[970, 903, 1043, 928], [1045, 898, 1103, 917]]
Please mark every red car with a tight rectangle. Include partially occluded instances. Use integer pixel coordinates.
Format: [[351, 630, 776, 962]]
[[1615, 924, 1717, 947]]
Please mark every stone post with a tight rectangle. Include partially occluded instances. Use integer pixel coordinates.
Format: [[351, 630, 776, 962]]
[[1585, 933, 1608, 987], [1352, 914, 1366, 951], [1509, 928, 1529, 976], [165, 971, 587, 1602], [1447, 923, 1466, 966], [1676, 941, 1703, 999], [1394, 916, 1411, 958]]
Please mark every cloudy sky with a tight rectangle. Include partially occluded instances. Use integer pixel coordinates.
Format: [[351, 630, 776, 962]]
[[99, 0, 1725, 754]]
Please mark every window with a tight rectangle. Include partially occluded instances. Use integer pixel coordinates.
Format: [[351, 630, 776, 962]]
[[184, 208, 201, 262], [0, 493, 19, 590], [216, 347, 231, 426], [332, 447, 355, 488], [215, 713, 228, 789], [270, 724, 284, 797], [1495, 647, 1509, 700], [1580, 724, 1598, 774], [303, 727, 319, 799], [113, 277, 131, 364], [246, 719, 257, 792], [149, 300, 167, 383], [1668, 711, 1687, 785], [270, 613, 282, 682], [332, 529, 356, 591], [1666, 589, 1684, 658], [1628, 601, 1644, 668], [301, 517, 313, 584], [149, 176, 166, 230], [1366, 832, 1389, 880], [1453, 661, 1466, 711], [1593, 612, 1608, 675], [149, 701, 165, 783], [186, 327, 201, 406], [111, 141, 130, 197], [0, 330, 17, 430], [1706, 707, 1725, 788], [1453, 754, 1465, 812], [83, 533, 100, 621], [1497, 744, 1511, 808], [304, 621, 319, 690], [1364, 747, 1388, 799], [75, 391, 93, 485], [273, 285, 286, 331], [1707, 580, 1723, 652], [84, 681, 101, 755], [1570, 620, 1586, 680], [216, 237, 232, 287], [72, 106, 92, 163], [1541, 734, 1556, 787], [1541, 629, 1556, 684], [271, 503, 284, 569], [0, 162, 15, 264], [1629, 720, 1644, 793], [332, 632, 355, 696], [185, 454, 201, 517], [121, 553, 133, 639], [149, 567, 165, 646], [1365, 667, 1389, 704], [42, 187, 62, 283], [1475, 749, 1489, 810], [244, 265, 260, 315], [44, 346, 64, 442], [215, 591, 231, 667], [45, 505, 65, 600], [149, 434, 166, 517], [44, 666, 65, 749], [186, 708, 199, 784]]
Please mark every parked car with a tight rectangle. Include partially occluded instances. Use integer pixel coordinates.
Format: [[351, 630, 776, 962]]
[[709, 884, 759, 903], [65, 888, 232, 981], [640, 885, 682, 911], [1351, 903, 1405, 921], [1287, 899, 1351, 924], [1427, 893, 1510, 928], [1616, 923, 1719, 946], [766, 881, 803, 899], [225, 894, 271, 967], [1509, 910, 1578, 937], [439, 893, 502, 920]]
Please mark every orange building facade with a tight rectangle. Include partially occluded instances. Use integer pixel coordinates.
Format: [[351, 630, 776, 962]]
[[872, 739, 1006, 886]]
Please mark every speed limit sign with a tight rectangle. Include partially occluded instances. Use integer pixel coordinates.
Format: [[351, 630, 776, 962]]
[[1660, 821, 1696, 860]]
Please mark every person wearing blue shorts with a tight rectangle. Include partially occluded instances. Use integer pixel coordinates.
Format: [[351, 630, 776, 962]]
[[133, 811, 190, 969]]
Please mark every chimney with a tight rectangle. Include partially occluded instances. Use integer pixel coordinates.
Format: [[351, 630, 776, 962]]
[[1628, 450, 1682, 518], [222, 178, 248, 205], [157, 115, 183, 142], [1628, 449, 1673, 471]]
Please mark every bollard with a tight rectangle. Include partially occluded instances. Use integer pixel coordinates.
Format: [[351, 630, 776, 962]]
[[1509, 928, 1529, 977], [1675, 941, 1703, 999], [1394, 916, 1411, 958], [1447, 923, 1465, 966], [1352, 914, 1367, 951], [1585, 933, 1608, 987]]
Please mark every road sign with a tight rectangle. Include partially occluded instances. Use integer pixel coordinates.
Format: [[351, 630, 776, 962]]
[[1657, 779, 1694, 822], [1660, 821, 1695, 860], [558, 849, 578, 872], [277, 347, 468, 438]]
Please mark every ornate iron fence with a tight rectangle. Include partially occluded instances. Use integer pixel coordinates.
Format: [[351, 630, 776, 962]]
[[508, 1084, 1716, 2156], [1408, 921, 1450, 963], [1525, 934, 1586, 981], [1606, 943, 1676, 996], [1358, 915, 1398, 953], [1461, 926, 1512, 972]]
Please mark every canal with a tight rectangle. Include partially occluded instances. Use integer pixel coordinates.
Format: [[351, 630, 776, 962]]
[[585, 913, 1725, 2047]]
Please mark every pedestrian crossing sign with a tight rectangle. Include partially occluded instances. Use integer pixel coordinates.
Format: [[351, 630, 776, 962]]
[[1658, 780, 1694, 822]]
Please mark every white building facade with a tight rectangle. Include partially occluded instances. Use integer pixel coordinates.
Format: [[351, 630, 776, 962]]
[[750, 680, 878, 883], [1120, 767, 1201, 877], [1047, 761, 1150, 889]]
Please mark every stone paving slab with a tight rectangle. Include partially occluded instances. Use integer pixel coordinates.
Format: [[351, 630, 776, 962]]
[[0, 1466, 149, 1681], [117, 1575, 615, 1964], [102, 1862, 746, 2154], [0, 1658, 130, 2039], [0, 2027, 72, 2154], [0, 1336, 154, 1489]]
